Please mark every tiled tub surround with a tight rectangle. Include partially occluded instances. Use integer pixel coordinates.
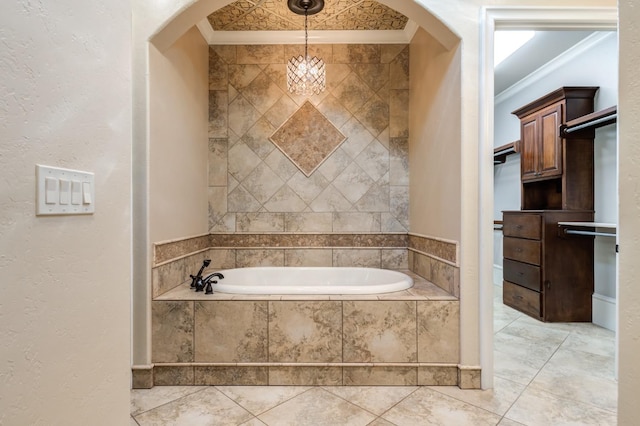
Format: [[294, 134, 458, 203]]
[[143, 232, 475, 389], [150, 272, 463, 388], [208, 44, 410, 234], [408, 233, 460, 298]]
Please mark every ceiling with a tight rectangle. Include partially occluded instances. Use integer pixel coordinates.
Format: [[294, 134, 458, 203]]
[[207, 0, 408, 31], [494, 31, 596, 95]]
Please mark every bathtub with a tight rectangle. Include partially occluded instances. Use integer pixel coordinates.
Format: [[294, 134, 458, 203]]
[[206, 267, 413, 295]]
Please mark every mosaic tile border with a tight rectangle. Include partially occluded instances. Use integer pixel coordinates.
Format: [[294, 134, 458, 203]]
[[154, 234, 210, 265], [154, 233, 409, 265], [407, 233, 458, 265]]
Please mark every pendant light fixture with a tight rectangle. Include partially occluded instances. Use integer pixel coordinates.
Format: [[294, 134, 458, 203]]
[[286, 0, 326, 96]]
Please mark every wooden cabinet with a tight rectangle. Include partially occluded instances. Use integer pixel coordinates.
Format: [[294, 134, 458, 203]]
[[503, 210, 594, 322], [520, 103, 563, 181], [503, 87, 598, 322], [512, 87, 598, 210]]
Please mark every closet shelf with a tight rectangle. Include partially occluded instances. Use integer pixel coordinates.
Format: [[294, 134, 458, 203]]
[[559, 105, 617, 138], [493, 140, 519, 165]]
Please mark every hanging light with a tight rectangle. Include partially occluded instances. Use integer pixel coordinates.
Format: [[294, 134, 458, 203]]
[[286, 0, 326, 96]]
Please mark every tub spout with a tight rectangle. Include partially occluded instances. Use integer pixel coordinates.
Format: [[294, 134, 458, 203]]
[[200, 272, 224, 295]]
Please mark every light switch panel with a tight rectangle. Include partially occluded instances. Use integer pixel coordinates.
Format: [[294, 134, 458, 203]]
[[36, 165, 95, 215]]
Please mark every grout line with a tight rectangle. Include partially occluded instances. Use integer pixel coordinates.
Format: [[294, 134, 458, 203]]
[[131, 386, 210, 417], [375, 386, 421, 420]]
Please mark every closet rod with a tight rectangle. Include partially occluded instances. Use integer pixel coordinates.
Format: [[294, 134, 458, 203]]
[[564, 114, 617, 134], [560, 105, 617, 137], [564, 229, 616, 238]]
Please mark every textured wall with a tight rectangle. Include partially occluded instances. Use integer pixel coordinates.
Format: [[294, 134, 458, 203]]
[[0, 0, 131, 424], [207, 44, 410, 233], [618, 0, 640, 422]]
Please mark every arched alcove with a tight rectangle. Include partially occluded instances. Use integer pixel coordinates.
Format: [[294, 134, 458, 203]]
[[133, 0, 487, 389]]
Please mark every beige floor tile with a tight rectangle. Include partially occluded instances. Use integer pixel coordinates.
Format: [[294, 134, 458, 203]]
[[545, 347, 615, 379], [381, 387, 502, 425], [215, 385, 310, 416], [529, 348, 617, 412], [500, 318, 570, 346], [497, 418, 526, 426], [493, 350, 542, 386], [493, 306, 521, 333], [130, 386, 207, 416], [240, 418, 268, 426], [493, 332, 559, 369], [367, 418, 397, 426], [130, 416, 139, 426], [560, 329, 615, 358], [323, 386, 417, 415], [504, 386, 616, 426], [257, 388, 376, 426], [427, 377, 526, 416], [134, 387, 253, 426]]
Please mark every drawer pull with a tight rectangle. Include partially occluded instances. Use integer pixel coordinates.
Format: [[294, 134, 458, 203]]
[[516, 248, 523, 253], [516, 225, 523, 230]]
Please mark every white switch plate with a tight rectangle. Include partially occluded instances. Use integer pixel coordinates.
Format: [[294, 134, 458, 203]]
[[36, 165, 95, 215]]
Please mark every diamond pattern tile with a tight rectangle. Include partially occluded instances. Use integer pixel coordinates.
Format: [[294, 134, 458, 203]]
[[269, 101, 346, 177], [207, 44, 409, 232]]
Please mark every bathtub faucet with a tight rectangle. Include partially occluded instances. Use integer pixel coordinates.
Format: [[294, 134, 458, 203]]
[[200, 272, 225, 295], [190, 259, 211, 289]]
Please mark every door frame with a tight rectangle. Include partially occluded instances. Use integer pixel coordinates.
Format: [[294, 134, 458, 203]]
[[479, 6, 618, 389]]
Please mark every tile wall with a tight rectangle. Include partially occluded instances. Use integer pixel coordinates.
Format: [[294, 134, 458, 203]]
[[207, 43, 409, 233]]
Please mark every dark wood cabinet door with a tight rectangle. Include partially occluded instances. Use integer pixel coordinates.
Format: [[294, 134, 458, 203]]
[[520, 116, 538, 181], [538, 103, 563, 179]]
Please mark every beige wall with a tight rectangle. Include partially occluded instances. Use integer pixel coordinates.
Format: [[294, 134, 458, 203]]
[[149, 27, 209, 243], [0, 0, 131, 424], [618, 0, 640, 422], [408, 27, 462, 242]]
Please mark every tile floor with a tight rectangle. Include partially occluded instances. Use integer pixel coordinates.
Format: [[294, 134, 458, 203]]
[[130, 285, 617, 425]]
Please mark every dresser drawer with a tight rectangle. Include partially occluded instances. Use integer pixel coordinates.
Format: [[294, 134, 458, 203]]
[[503, 281, 541, 319], [503, 259, 541, 291], [503, 214, 542, 240], [503, 237, 541, 265]]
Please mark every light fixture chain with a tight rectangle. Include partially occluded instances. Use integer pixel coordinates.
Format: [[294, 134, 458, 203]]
[[304, 8, 308, 59]]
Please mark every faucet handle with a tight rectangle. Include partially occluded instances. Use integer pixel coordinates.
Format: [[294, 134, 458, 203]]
[[195, 277, 205, 292]]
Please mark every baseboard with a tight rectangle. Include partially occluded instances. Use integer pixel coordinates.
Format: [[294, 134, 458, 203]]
[[592, 293, 616, 331]]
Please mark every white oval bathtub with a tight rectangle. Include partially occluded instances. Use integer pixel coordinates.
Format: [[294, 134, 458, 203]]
[[206, 267, 413, 295]]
